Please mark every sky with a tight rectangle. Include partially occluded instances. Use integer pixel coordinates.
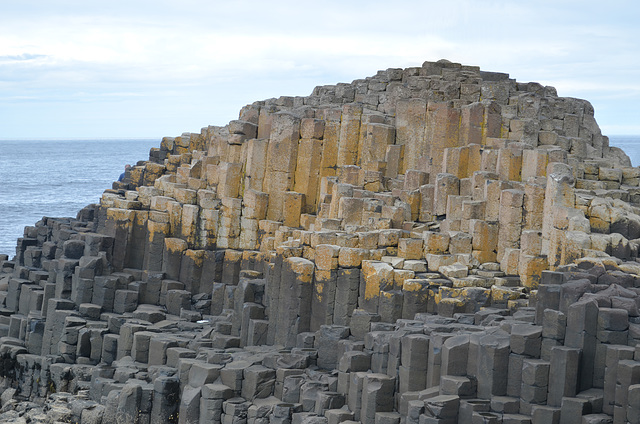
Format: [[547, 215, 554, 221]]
[[0, 0, 639, 140]]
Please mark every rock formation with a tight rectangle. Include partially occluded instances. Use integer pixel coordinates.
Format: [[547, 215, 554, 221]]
[[1, 59, 640, 423]]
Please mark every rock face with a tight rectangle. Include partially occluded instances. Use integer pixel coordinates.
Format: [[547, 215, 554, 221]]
[[1, 59, 640, 423]]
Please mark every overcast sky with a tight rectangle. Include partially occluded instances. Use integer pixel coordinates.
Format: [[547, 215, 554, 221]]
[[1, 0, 639, 140]]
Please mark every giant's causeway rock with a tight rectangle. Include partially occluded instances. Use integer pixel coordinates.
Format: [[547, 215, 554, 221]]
[[1, 59, 640, 423]]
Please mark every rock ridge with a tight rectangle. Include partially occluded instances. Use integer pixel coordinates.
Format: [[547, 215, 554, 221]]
[[0, 59, 639, 423]]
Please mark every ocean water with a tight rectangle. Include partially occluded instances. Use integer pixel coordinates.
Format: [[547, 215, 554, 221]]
[[609, 135, 640, 167], [0, 136, 638, 258], [0, 139, 159, 257]]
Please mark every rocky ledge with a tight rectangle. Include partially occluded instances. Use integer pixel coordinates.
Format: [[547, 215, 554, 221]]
[[1, 59, 639, 424]]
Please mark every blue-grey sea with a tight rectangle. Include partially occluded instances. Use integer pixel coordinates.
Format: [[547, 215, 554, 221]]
[[0, 139, 159, 257], [609, 136, 640, 166], [0, 136, 639, 258]]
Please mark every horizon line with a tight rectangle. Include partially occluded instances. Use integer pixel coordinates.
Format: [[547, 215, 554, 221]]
[[0, 137, 163, 141]]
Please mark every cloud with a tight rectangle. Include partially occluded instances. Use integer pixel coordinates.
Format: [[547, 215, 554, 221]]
[[0, 53, 48, 62]]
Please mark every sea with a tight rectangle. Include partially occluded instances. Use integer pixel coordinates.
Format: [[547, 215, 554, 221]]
[[0, 139, 159, 257], [0, 136, 639, 258]]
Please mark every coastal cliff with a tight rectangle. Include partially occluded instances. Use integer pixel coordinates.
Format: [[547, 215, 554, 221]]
[[1, 59, 640, 423]]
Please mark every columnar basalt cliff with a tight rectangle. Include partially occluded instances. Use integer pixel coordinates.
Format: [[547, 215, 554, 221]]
[[1, 59, 640, 423]]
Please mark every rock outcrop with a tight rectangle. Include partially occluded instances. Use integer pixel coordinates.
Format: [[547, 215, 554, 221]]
[[1, 59, 640, 423]]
